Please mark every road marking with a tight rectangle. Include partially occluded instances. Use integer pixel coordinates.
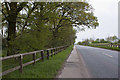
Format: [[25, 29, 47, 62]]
[[105, 54, 113, 58], [102, 53, 113, 58]]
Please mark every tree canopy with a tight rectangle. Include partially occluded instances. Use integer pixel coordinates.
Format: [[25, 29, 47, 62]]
[[1, 1, 99, 56]]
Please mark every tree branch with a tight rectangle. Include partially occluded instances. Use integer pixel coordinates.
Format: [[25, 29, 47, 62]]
[[5, 2, 10, 15], [1, 9, 9, 21], [20, 3, 38, 35], [17, 2, 27, 15]]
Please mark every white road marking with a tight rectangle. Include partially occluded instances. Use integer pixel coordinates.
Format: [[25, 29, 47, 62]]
[[102, 53, 113, 58], [105, 54, 113, 58]]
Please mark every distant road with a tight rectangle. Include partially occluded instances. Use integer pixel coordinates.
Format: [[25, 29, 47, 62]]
[[75, 45, 118, 78]]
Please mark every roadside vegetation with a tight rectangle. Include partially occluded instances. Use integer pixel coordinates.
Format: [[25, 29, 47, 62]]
[[3, 46, 73, 78], [77, 35, 120, 51], [85, 45, 120, 51], [2, 2, 98, 56], [1, 1, 99, 78]]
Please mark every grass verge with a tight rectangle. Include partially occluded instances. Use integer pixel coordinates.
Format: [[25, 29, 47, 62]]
[[2, 45, 73, 78], [86, 45, 120, 51]]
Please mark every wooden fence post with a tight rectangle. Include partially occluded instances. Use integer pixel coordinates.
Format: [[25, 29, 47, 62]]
[[58, 48, 60, 52], [19, 54, 23, 73], [60, 47, 62, 51], [47, 50, 49, 60], [1, 45, 69, 77], [60, 47, 61, 51], [62, 46, 64, 50], [33, 53, 36, 65], [54, 49, 56, 55], [51, 49, 53, 57], [56, 48, 57, 54], [41, 50, 44, 61], [63, 46, 64, 49]]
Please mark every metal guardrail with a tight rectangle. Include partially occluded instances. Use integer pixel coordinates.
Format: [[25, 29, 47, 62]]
[[82, 43, 120, 48], [0, 45, 69, 77], [90, 44, 120, 48]]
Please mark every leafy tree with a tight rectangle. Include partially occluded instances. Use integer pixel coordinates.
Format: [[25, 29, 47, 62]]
[[2, 2, 40, 55], [112, 35, 118, 42], [77, 41, 83, 45], [49, 2, 99, 46], [2, 2, 28, 55], [2, 2, 99, 56], [92, 38, 100, 43], [100, 39, 104, 43], [106, 36, 118, 43], [118, 39, 120, 43]]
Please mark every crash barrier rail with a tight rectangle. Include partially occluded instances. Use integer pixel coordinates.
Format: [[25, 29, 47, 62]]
[[90, 44, 120, 48]]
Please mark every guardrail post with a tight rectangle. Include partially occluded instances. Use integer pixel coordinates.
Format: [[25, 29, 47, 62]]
[[19, 54, 23, 73], [117, 45, 118, 48], [41, 50, 44, 61], [109, 45, 111, 47], [47, 50, 49, 60], [118, 45, 120, 48], [33, 53, 36, 65]]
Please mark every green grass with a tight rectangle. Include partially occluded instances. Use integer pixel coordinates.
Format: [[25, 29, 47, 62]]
[[2, 45, 73, 78], [86, 45, 120, 51], [2, 49, 7, 57], [2, 49, 50, 72]]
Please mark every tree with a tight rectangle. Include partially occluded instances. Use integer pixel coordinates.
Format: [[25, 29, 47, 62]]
[[93, 38, 100, 43], [77, 41, 84, 45], [2, 2, 40, 55], [106, 36, 118, 43], [49, 2, 99, 46], [100, 39, 105, 43], [2, 2, 28, 55], [118, 39, 120, 43], [2, 2, 99, 56], [112, 35, 118, 42]]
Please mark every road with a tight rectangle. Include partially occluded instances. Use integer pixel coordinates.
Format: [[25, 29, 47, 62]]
[[75, 45, 118, 78]]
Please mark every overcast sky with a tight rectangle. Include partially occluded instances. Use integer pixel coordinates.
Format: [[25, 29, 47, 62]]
[[75, 0, 119, 43]]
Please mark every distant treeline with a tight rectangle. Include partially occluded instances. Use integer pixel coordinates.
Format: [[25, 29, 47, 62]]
[[77, 35, 120, 45]]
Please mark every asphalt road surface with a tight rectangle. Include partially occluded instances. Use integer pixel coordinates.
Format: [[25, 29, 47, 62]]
[[75, 45, 118, 78]]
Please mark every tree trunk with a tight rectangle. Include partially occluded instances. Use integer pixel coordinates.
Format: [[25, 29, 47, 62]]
[[7, 2, 17, 56], [7, 19, 16, 56]]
